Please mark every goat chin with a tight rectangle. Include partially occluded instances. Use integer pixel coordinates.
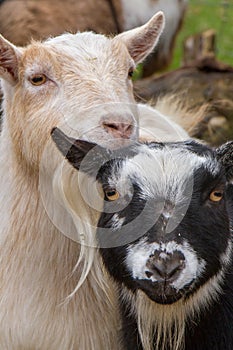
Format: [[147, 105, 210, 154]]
[[135, 291, 186, 350], [118, 253, 230, 350]]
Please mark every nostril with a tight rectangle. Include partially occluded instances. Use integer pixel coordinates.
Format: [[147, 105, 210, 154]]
[[102, 121, 134, 139], [146, 250, 185, 282], [166, 259, 185, 279], [124, 124, 133, 136], [145, 271, 153, 278], [103, 123, 119, 131]]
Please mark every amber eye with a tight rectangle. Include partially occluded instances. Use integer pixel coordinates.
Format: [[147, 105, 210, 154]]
[[29, 74, 47, 86], [128, 68, 134, 78], [105, 189, 120, 201], [209, 190, 223, 202]]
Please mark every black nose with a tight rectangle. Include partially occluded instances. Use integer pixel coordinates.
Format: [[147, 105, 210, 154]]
[[145, 250, 185, 283]]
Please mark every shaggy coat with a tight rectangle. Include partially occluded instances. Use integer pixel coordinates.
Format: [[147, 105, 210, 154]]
[[0, 14, 166, 349]]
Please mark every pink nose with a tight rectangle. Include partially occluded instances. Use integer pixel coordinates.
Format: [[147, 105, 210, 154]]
[[103, 122, 135, 139]]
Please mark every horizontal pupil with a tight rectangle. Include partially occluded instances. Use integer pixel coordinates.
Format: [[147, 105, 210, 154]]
[[107, 191, 116, 196], [33, 76, 43, 82], [214, 192, 222, 197]]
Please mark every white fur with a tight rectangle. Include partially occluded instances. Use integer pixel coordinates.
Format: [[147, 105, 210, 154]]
[[116, 143, 220, 210], [111, 214, 125, 231], [0, 16, 166, 349], [138, 103, 189, 142], [126, 239, 206, 290]]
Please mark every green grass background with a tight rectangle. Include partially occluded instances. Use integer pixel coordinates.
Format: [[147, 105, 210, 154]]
[[170, 0, 233, 70]]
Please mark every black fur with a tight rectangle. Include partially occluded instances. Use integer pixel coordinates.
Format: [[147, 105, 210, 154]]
[[97, 144, 233, 349], [51, 129, 233, 350]]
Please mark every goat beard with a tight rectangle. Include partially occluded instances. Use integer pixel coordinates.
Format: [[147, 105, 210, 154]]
[[135, 290, 186, 350]]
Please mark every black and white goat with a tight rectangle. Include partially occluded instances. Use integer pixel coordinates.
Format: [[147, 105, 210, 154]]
[[52, 127, 233, 350]]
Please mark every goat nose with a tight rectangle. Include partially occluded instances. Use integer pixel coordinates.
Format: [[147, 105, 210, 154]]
[[145, 250, 185, 283], [103, 121, 135, 139]]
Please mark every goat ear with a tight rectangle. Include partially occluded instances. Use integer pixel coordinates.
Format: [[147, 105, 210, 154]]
[[51, 127, 98, 171], [216, 141, 233, 181], [0, 35, 22, 85], [116, 11, 165, 64]]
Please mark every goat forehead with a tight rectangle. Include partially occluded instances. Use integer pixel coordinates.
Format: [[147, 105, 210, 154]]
[[21, 45, 60, 74], [46, 33, 128, 63], [113, 146, 220, 200], [22, 33, 130, 77], [46, 31, 109, 47]]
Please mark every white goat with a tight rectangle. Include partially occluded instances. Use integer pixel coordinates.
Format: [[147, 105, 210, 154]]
[[0, 13, 165, 349]]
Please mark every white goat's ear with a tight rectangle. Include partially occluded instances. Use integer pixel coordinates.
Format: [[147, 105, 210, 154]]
[[0, 35, 21, 85], [116, 11, 165, 64], [216, 141, 233, 181]]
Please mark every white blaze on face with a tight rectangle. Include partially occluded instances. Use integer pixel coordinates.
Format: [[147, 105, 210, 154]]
[[126, 238, 206, 291], [118, 144, 220, 225]]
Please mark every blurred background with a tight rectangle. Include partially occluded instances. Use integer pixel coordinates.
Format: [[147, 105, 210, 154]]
[[171, 0, 233, 69], [135, 0, 233, 146]]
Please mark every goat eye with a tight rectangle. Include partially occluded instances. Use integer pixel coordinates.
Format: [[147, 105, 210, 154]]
[[209, 190, 223, 202], [128, 68, 134, 78], [29, 74, 47, 86], [105, 189, 120, 201]]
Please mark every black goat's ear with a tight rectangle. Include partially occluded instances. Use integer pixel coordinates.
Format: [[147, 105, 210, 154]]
[[216, 141, 233, 181], [51, 127, 98, 171]]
